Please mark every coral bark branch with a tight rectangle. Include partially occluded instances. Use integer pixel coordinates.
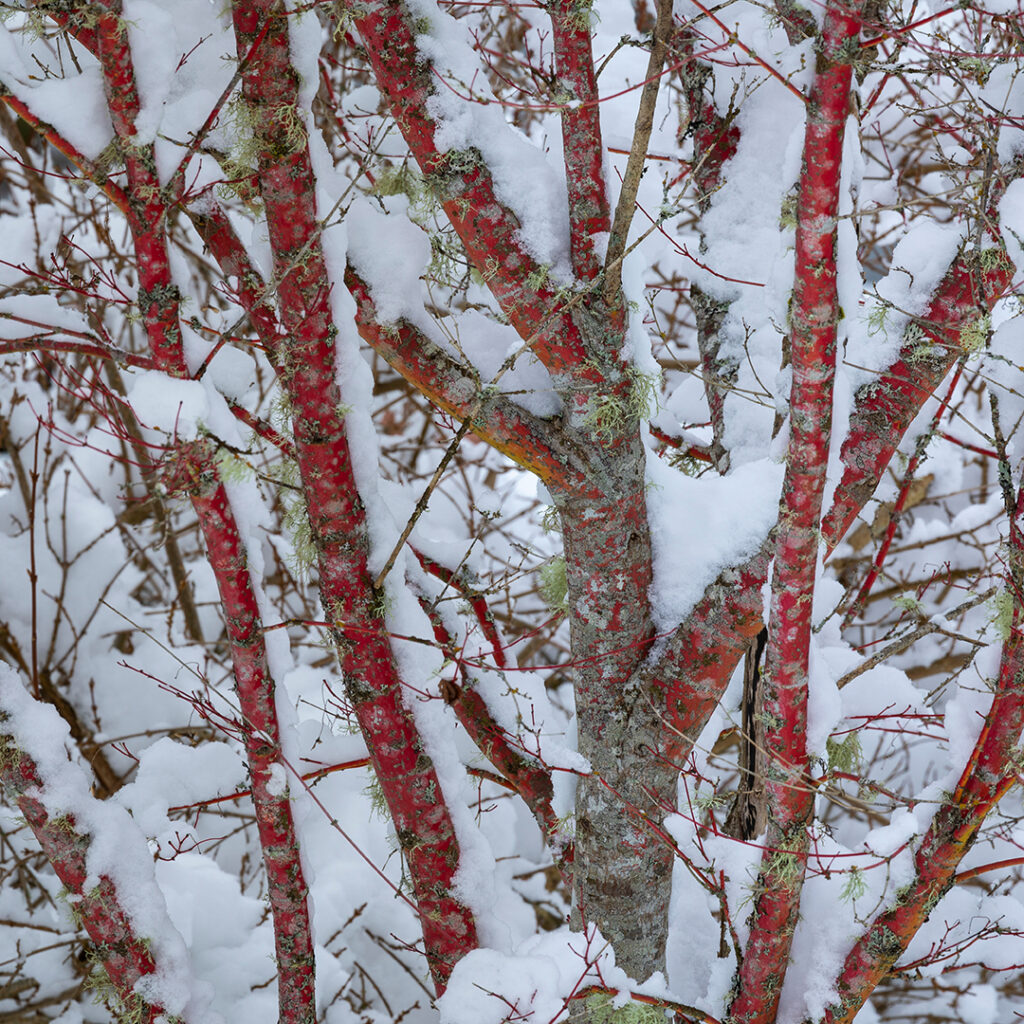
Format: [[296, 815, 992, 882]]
[[411, 565, 565, 875], [351, 0, 590, 379], [230, 0, 478, 989], [344, 265, 593, 490], [0, 743, 163, 1023], [822, 158, 1021, 549], [90, 7, 316, 1019], [818, 489, 1024, 1022], [727, 4, 862, 1018], [549, 1, 609, 281]]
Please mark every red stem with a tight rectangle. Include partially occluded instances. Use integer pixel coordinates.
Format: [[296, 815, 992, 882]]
[[549, 1, 610, 281], [344, 265, 592, 493], [728, 3, 862, 1019], [0, 745, 163, 1023], [231, 0, 478, 990], [414, 550, 508, 669], [351, 0, 591, 381], [842, 362, 964, 621], [954, 855, 1024, 885], [89, 7, 316, 1019], [822, 208, 1019, 551], [412, 576, 567, 879], [821, 496, 1024, 1022]]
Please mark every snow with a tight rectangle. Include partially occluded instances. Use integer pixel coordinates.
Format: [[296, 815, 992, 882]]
[[347, 198, 563, 417], [438, 927, 643, 1024], [645, 454, 783, 630], [126, 370, 211, 439], [403, 0, 574, 281], [0, 27, 111, 160]]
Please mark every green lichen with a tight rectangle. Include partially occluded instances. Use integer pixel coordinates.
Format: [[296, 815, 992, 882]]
[[766, 848, 803, 887], [988, 588, 1015, 641], [372, 161, 438, 225], [539, 556, 568, 616], [840, 866, 867, 903], [903, 322, 942, 364], [0, 730, 21, 776], [526, 263, 552, 291], [83, 957, 156, 1024], [694, 789, 731, 811], [369, 589, 394, 620], [826, 731, 862, 774], [213, 446, 255, 485], [957, 55, 992, 85], [892, 594, 923, 615], [281, 489, 316, 580], [583, 366, 661, 437], [539, 505, 561, 534], [364, 774, 388, 820], [668, 450, 706, 476], [779, 191, 799, 231], [977, 246, 1011, 271], [959, 313, 991, 355], [583, 992, 663, 1024]]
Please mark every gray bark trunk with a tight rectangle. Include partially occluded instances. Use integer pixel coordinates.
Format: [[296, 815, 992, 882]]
[[554, 426, 677, 989]]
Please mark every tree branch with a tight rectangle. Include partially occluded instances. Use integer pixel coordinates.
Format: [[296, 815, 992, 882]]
[[549, 0, 610, 281], [231, 0, 479, 990], [345, 265, 594, 492], [351, 0, 592, 380], [729, 5, 863, 1016], [822, 156, 1023, 550], [88, 7, 317, 1018]]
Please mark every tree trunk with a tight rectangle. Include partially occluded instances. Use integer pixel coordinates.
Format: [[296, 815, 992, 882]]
[[556, 422, 676, 981]]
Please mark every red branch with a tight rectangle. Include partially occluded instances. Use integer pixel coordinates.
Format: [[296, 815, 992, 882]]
[[842, 361, 964, 621], [650, 546, 772, 765], [87, 6, 317, 1020], [415, 550, 507, 669], [821, 491, 1024, 1022], [549, 1, 609, 280], [729, 3, 862, 1019], [344, 265, 594, 494], [231, 0, 478, 990], [176, 447, 316, 1021], [0, 743, 163, 1022], [186, 203, 283, 353], [822, 157, 1021, 550], [410, 566, 567, 879], [0, 89, 130, 215], [352, 0, 591, 381]]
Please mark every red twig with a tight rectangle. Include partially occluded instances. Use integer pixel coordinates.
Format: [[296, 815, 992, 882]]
[[352, 0, 591, 381], [686, 0, 808, 102], [955, 855, 1024, 885], [344, 264, 593, 493], [167, 756, 373, 814], [842, 361, 964, 621], [411, 572, 569, 881], [820, 488, 1024, 1022], [822, 157, 1021, 550], [0, 707, 164, 1022]]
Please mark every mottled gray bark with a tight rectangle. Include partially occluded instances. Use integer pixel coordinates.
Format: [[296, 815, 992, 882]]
[[691, 284, 736, 474], [553, 426, 677, 985]]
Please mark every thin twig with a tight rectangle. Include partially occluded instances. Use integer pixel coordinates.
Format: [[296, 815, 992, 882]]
[[603, 0, 675, 305]]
